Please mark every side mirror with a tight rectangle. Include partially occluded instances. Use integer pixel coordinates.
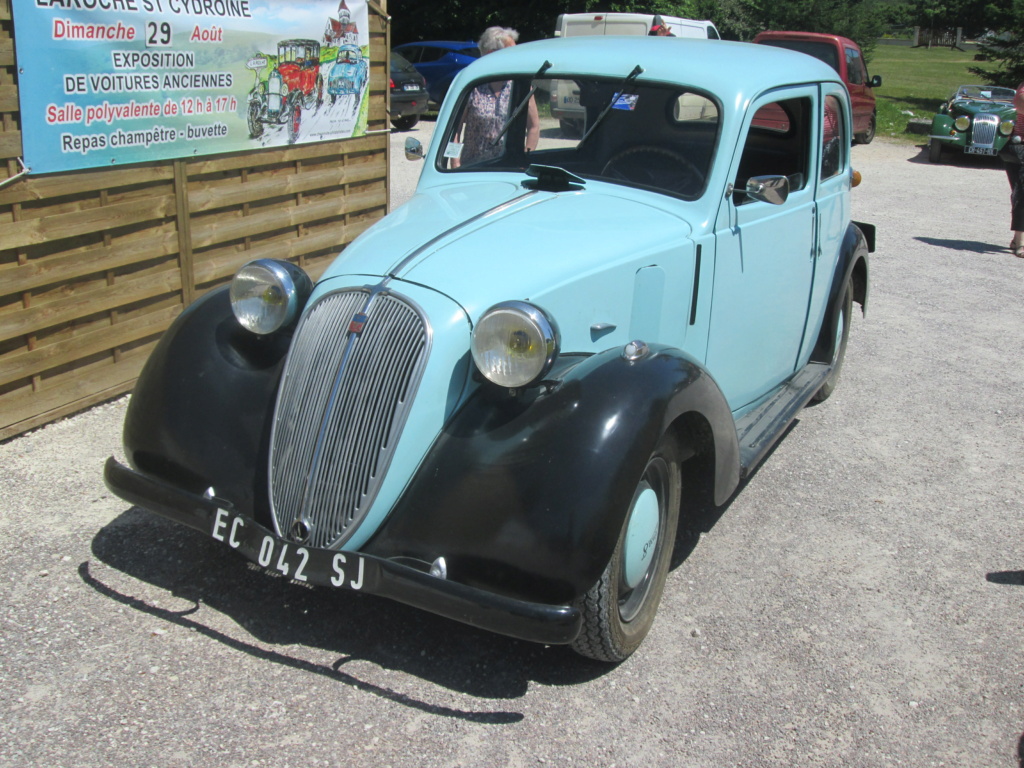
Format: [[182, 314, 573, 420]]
[[745, 175, 789, 205], [404, 137, 424, 161], [869, 75, 882, 88]]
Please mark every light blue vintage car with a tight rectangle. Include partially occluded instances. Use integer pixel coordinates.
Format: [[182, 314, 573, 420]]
[[105, 37, 872, 662], [327, 44, 368, 105]]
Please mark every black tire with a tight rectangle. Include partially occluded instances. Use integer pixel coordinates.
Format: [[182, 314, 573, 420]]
[[247, 100, 264, 139], [855, 112, 876, 144], [571, 435, 682, 662], [559, 118, 583, 138], [390, 115, 419, 131], [315, 74, 324, 108], [928, 139, 943, 163], [813, 279, 852, 402], [286, 93, 301, 144]]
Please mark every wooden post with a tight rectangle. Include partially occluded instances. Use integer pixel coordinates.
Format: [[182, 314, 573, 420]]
[[173, 160, 196, 307]]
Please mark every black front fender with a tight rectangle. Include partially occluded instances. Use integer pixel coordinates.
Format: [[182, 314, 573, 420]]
[[122, 286, 289, 524], [364, 345, 739, 604], [812, 222, 871, 363]]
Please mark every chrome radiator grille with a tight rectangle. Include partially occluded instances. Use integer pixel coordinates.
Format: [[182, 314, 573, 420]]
[[270, 289, 430, 549], [971, 114, 999, 147]]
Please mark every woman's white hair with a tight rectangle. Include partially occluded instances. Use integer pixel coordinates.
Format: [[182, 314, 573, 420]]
[[478, 26, 519, 55]]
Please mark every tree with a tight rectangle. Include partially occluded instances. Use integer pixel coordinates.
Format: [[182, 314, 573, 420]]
[[710, 0, 887, 53], [966, 0, 1024, 85]]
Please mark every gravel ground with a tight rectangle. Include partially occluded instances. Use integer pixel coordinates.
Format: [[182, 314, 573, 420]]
[[2, 128, 1023, 768]]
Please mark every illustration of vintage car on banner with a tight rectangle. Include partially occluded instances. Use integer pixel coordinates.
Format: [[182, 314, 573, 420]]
[[10, 0, 371, 174]]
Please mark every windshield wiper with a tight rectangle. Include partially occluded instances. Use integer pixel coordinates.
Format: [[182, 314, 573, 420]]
[[490, 60, 553, 147], [578, 64, 644, 147]]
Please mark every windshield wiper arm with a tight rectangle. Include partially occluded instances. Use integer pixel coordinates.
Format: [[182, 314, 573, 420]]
[[490, 60, 553, 147], [578, 64, 644, 147]]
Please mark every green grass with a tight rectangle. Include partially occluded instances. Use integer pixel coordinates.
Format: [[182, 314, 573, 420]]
[[869, 44, 984, 142]]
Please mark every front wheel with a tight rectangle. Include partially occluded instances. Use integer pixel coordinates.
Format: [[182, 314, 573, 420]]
[[928, 139, 943, 163], [286, 93, 301, 144], [571, 435, 682, 662], [813, 279, 852, 402], [247, 100, 264, 139]]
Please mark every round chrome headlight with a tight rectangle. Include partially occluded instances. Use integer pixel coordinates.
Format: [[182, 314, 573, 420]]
[[229, 259, 312, 335], [1000, 119, 1015, 136], [471, 301, 559, 389], [954, 115, 970, 132]]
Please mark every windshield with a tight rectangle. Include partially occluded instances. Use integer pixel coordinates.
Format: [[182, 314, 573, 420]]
[[438, 74, 719, 200], [956, 85, 1015, 102]]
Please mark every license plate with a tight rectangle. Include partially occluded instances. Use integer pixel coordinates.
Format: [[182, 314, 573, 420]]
[[965, 146, 996, 155], [403, 83, 420, 92], [210, 508, 368, 591]]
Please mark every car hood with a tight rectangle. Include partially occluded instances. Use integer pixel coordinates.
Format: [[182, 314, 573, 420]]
[[318, 178, 692, 320], [950, 99, 1015, 117]]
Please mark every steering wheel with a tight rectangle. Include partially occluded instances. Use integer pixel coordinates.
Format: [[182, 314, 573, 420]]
[[601, 145, 704, 197]]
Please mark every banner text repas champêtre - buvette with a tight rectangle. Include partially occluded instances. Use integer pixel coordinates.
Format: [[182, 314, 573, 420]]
[[15, 0, 372, 173]]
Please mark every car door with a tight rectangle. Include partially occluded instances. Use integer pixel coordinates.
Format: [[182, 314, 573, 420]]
[[708, 86, 820, 411], [798, 88, 851, 364]]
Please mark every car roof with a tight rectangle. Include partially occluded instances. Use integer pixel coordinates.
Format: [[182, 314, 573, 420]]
[[397, 40, 477, 50], [464, 37, 842, 98], [753, 30, 859, 49]]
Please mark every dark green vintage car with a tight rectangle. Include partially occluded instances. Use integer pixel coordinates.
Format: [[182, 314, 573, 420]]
[[928, 85, 1017, 163]]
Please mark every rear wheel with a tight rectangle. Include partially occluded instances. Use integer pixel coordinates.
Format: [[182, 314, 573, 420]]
[[559, 119, 583, 138], [391, 115, 419, 131], [571, 435, 682, 662], [813, 279, 852, 402]]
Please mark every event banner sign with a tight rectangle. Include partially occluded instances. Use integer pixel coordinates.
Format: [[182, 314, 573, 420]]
[[12, 0, 371, 174]]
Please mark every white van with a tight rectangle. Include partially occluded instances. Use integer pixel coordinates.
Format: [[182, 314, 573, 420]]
[[554, 12, 719, 40], [550, 13, 720, 134]]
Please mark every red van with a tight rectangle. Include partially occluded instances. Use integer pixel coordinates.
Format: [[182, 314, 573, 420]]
[[753, 31, 882, 143]]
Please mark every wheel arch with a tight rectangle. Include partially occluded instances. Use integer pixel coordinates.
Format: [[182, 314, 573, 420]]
[[364, 344, 741, 603], [811, 222, 871, 364]]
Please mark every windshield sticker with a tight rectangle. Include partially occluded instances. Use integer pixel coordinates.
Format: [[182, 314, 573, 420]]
[[444, 142, 464, 159], [612, 94, 639, 111]]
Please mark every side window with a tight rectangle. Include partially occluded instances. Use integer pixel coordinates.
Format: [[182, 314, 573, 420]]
[[845, 48, 865, 85], [418, 47, 446, 63], [735, 97, 811, 204], [397, 46, 417, 63], [822, 95, 845, 180]]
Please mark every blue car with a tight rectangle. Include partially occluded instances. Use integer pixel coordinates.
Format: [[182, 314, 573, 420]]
[[327, 45, 368, 105], [105, 36, 873, 662], [392, 40, 479, 106]]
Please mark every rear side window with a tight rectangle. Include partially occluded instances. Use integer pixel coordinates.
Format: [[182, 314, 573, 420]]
[[418, 47, 447, 63], [821, 95, 845, 179], [760, 40, 840, 74]]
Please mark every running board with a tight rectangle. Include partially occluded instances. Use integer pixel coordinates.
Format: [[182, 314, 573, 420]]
[[735, 362, 830, 479]]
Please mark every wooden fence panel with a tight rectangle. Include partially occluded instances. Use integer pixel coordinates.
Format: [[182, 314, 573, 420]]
[[0, 1, 391, 440]]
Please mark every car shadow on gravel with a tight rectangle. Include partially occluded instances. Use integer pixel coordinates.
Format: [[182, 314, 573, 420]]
[[84, 507, 619, 713], [914, 236, 1011, 255]]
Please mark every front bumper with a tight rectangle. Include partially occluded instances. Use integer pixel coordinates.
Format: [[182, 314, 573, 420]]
[[104, 457, 581, 646]]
